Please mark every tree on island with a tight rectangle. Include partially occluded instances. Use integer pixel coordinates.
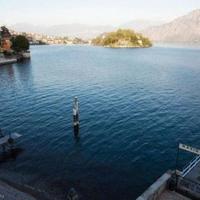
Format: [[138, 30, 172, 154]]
[[92, 29, 152, 48], [11, 35, 29, 52]]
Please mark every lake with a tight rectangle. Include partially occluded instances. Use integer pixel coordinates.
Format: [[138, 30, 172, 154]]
[[0, 45, 200, 199]]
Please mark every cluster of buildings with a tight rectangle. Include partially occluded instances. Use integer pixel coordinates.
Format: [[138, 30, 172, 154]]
[[1, 26, 89, 51], [10, 30, 88, 45], [0, 25, 89, 64]]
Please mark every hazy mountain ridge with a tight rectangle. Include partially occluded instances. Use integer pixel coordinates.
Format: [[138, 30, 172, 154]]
[[10, 21, 162, 39], [142, 9, 200, 43], [119, 19, 165, 31], [10, 23, 116, 39], [9, 9, 200, 43]]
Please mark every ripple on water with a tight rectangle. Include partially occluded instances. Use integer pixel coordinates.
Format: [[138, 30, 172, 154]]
[[0, 45, 200, 199]]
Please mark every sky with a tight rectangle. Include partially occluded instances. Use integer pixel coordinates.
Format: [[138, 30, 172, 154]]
[[1, 0, 200, 26]]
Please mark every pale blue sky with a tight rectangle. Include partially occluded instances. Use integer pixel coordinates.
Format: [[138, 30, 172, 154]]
[[1, 0, 200, 25]]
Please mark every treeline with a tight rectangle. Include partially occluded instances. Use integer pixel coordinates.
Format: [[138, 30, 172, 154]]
[[0, 26, 29, 54]]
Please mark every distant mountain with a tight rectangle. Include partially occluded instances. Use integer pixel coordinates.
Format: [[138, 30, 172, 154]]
[[120, 19, 165, 31], [142, 9, 200, 43], [10, 9, 200, 42], [10, 20, 164, 39], [10, 23, 115, 39]]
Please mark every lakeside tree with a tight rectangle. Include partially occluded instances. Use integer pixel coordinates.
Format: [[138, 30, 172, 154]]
[[11, 35, 29, 52]]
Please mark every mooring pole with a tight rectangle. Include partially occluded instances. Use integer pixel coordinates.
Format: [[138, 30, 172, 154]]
[[73, 97, 79, 136]]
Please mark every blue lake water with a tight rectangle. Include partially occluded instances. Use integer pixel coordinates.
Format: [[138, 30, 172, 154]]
[[0, 45, 200, 199]]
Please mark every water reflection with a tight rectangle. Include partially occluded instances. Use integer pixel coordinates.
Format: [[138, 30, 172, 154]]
[[15, 59, 34, 89], [0, 65, 15, 85], [0, 60, 33, 89]]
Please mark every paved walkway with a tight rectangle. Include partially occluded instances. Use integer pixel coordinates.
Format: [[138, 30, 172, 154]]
[[0, 180, 36, 200]]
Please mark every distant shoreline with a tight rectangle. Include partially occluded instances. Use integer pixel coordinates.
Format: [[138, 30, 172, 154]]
[[154, 42, 200, 49], [103, 45, 152, 48], [28, 43, 200, 49]]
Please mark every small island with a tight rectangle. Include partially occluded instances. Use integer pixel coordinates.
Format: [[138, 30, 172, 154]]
[[92, 29, 152, 48]]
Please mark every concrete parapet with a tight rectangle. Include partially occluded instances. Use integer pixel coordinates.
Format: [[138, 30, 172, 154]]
[[136, 171, 172, 200]]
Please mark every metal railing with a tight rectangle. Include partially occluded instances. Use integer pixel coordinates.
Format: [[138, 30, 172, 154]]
[[181, 155, 200, 177]]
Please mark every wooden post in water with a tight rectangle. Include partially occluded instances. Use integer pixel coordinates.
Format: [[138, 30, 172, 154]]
[[73, 97, 79, 136]]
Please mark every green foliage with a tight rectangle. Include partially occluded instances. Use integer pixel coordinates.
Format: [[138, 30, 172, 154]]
[[92, 29, 152, 47], [73, 37, 87, 44], [38, 40, 47, 45], [11, 35, 29, 52], [142, 36, 152, 46]]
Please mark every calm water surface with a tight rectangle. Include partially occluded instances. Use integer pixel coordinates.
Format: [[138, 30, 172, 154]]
[[0, 45, 200, 199]]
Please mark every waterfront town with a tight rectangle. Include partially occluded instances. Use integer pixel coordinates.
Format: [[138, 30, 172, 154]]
[[9, 28, 89, 45], [0, 26, 31, 64], [0, 26, 89, 65], [0, 26, 89, 48]]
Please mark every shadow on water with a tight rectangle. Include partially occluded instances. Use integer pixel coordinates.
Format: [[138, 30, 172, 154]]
[[0, 148, 24, 164], [0, 64, 15, 82], [0, 59, 33, 88], [15, 59, 34, 86], [73, 126, 80, 141], [74, 135, 80, 143]]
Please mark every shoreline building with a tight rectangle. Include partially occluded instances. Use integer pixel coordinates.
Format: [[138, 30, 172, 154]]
[[0, 26, 12, 52]]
